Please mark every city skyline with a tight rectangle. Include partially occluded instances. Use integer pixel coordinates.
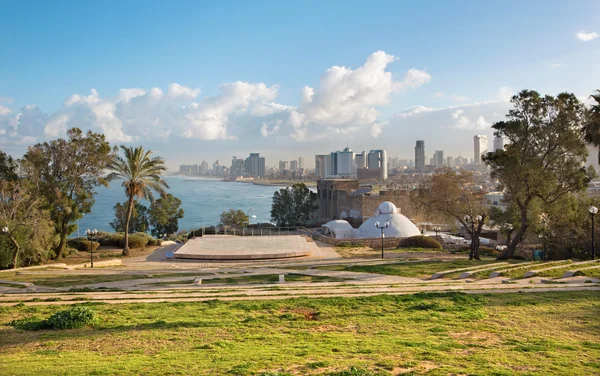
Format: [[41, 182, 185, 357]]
[[1, 1, 599, 170]]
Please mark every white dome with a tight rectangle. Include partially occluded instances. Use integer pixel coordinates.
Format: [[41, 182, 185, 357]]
[[322, 220, 357, 239], [358, 205, 420, 238], [376, 201, 398, 215]]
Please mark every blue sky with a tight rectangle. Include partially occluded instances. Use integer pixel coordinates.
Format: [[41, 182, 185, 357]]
[[1, 0, 599, 169]]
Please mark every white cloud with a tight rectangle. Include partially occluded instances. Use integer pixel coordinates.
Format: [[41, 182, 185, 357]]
[[168, 83, 200, 99], [451, 109, 491, 130], [548, 63, 566, 69], [0, 106, 11, 115], [576, 31, 599, 41], [260, 120, 281, 138], [370, 122, 385, 138], [498, 86, 514, 102], [44, 114, 69, 137], [431, 92, 445, 98]]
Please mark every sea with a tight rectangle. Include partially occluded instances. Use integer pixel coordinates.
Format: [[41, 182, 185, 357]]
[[74, 176, 284, 236]]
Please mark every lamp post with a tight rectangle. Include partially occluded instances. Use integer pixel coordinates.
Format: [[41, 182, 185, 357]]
[[433, 226, 440, 241], [464, 215, 482, 260], [85, 229, 98, 268], [589, 206, 598, 260], [375, 220, 390, 259]]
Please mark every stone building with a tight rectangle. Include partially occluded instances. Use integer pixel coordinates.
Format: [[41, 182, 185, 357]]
[[313, 179, 415, 226]]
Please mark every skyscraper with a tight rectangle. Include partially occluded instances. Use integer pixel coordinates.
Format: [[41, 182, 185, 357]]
[[434, 150, 444, 167], [329, 147, 356, 177], [367, 149, 387, 180], [493, 135, 505, 151], [245, 153, 265, 178], [473, 135, 488, 164], [315, 154, 330, 178], [415, 140, 425, 172], [298, 157, 304, 169]]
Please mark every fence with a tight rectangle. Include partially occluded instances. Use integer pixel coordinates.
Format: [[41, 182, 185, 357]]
[[312, 233, 403, 249]]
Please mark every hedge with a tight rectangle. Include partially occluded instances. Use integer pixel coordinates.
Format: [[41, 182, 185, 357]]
[[67, 238, 100, 252], [398, 235, 442, 249]]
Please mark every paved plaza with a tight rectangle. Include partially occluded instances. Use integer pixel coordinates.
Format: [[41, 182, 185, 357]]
[[173, 235, 313, 260]]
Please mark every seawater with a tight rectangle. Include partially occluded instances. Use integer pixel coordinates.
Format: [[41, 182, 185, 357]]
[[74, 176, 284, 236]]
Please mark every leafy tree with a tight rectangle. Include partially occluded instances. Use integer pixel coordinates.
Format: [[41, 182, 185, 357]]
[[220, 209, 249, 227], [484, 90, 591, 259], [270, 183, 317, 227], [415, 168, 488, 259], [582, 90, 600, 164], [0, 150, 19, 181], [110, 200, 149, 233], [148, 194, 184, 237], [20, 128, 114, 259], [107, 146, 168, 255], [0, 180, 54, 269]]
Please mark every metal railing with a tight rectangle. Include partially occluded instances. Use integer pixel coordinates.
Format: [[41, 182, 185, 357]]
[[190, 226, 307, 237]]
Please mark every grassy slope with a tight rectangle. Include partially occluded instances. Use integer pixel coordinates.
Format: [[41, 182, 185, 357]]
[[1, 292, 598, 375]]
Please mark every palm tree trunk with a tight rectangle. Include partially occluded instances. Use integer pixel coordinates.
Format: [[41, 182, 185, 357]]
[[123, 194, 134, 256], [10, 235, 20, 269]]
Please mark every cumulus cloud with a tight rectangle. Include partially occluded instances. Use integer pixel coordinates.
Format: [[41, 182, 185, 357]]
[[260, 120, 281, 138], [451, 109, 491, 130], [576, 31, 598, 41], [370, 122, 385, 138], [168, 83, 200, 99], [498, 86, 514, 102], [0, 106, 11, 115]]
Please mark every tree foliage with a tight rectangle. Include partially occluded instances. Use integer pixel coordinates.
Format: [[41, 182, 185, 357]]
[[0, 150, 19, 181], [149, 194, 184, 237], [270, 183, 317, 227], [20, 128, 114, 259], [220, 209, 249, 228], [415, 168, 487, 259], [110, 200, 149, 233], [582, 90, 600, 164], [484, 90, 591, 259], [106, 146, 168, 255], [0, 180, 54, 269]]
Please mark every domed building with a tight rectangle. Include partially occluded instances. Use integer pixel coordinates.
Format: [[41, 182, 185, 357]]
[[357, 201, 421, 238], [321, 220, 357, 239]]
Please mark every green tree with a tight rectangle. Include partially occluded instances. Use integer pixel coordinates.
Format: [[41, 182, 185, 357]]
[[0, 150, 19, 181], [219, 209, 249, 227], [0, 180, 54, 269], [415, 168, 488, 260], [21, 129, 114, 259], [270, 183, 317, 226], [110, 200, 149, 233], [107, 146, 168, 255], [484, 90, 591, 259], [583, 90, 600, 164], [148, 194, 184, 237]]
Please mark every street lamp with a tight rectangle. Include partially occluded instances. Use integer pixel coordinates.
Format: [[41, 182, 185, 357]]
[[433, 226, 441, 241], [464, 215, 483, 260], [85, 229, 98, 268], [589, 206, 598, 260], [375, 220, 390, 259]]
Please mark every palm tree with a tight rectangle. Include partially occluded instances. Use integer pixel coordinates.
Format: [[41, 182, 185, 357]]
[[583, 90, 600, 164], [107, 146, 168, 255]]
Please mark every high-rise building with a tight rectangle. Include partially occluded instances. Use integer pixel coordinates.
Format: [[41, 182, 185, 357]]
[[278, 160, 290, 171], [446, 156, 453, 166], [329, 147, 356, 177], [201, 161, 208, 174], [315, 155, 330, 178], [230, 157, 245, 177], [245, 153, 265, 178], [367, 149, 387, 180], [354, 151, 367, 169], [290, 160, 298, 171], [298, 157, 304, 169], [474, 135, 488, 164], [493, 135, 505, 151], [434, 150, 444, 167], [415, 140, 425, 172]]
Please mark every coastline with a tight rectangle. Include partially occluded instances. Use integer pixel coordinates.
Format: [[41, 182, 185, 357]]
[[232, 179, 317, 188]]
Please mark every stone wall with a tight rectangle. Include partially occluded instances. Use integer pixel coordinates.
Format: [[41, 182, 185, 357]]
[[313, 233, 402, 248]]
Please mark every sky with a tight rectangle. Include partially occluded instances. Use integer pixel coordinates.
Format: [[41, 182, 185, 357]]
[[1, 0, 599, 170]]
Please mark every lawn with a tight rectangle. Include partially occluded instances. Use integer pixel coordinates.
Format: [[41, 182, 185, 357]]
[[334, 246, 446, 259], [0, 291, 598, 375], [201, 274, 347, 285], [0, 273, 151, 287], [316, 260, 502, 279]]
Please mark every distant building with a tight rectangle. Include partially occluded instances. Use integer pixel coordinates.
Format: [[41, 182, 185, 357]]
[[367, 150, 387, 180], [415, 140, 425, 172], [329, 147, 356, 177], [298, 157, 304, 169], [230, 157, 245, 177], [290, 160, 298, 172], [446, 156, 453, 166], [245, 153, 265, 178], [434, 150, 444, 168], [315, 155, 330, 178], [474, 135, 488, 164], [493, 135, 505, 151], [587, 145, 600, 174], [354, 151, 367, 169], [278, 160, 290, 171]]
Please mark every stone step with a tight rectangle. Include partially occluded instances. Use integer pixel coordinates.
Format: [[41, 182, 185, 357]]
[[523, 260, 599, 278], [430, 262, 509, 280], [459, 262, 533, 279], [562, 263, 600, 278], [490, 261, 569, 278]]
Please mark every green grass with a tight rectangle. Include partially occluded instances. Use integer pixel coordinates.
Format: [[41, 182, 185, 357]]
[[576, 267, 600, 278], [501, 260, 573, 279], [315, 260, 502, 279], [201, 274, 347, 285], [0, 291, 598, 375], [0, 273, 150, 287], [0, 282, 27, 289]]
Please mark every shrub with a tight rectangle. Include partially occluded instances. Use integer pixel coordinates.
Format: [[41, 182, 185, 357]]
[[147, 238, 162, 246], [9, 306, 96, 330], [67, 238, 100, 252], [398, 235, 442, 249], [119, 233, 149, 249], [98, 232, 124, 247]]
